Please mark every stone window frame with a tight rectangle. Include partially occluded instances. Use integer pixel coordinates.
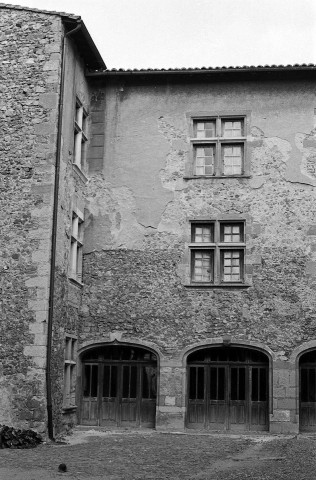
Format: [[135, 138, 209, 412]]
[[73, 96, 88, 172], [69, 207, 84, 285], [184, 216, 251, 289], [63, 335, 77, 410], [184, 111, 251, 179]]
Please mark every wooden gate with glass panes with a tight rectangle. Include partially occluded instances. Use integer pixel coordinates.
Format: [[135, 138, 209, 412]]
[[187, 347, 269, 431], [300, 350, 316, 432], [80, 345, 157, 428]]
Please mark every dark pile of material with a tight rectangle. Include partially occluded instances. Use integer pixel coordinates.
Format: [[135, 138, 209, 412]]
[[0, 425, 42, 449]]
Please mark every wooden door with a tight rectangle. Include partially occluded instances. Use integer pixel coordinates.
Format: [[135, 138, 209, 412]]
[[140, 366, 157, 427], [100, 365, 117, 426], [208, 366, 226, 429], [250, 366, 268, 431], [81, 364, 99, 425], [188, 366, 206, 427], [120, 364, 138, 425], [229, 366, 247, 430], [187, 347, 269, 431], [81, 346, 157, 428], [299, 351, 316, 432], [300, 366, 316, 431]]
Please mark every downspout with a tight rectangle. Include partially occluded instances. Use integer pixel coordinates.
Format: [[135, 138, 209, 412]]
[[46, 19, 82, 441]]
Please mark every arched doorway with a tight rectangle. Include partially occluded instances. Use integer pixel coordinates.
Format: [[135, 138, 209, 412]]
[[187, 346, 269, 431], [299, 349, 316, 432], [80, 344, 157, 428]]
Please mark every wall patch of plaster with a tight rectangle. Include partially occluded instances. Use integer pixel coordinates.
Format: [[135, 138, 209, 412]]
[[158, 116, 187, 191]]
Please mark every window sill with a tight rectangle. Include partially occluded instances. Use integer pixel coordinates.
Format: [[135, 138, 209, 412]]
[[62, 405, 77, 413], [68, 277, 84, 288], [183, 175, 251, 180], [184, 283, 251, 289], [72, 163, 89, 184]]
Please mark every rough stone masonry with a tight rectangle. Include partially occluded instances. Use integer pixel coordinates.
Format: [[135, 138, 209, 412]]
[[0, 7, 63, 431], [2, 3, 316, 436]]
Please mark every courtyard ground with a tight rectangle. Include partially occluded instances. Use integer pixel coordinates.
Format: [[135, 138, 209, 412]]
[[0, 428, 316, 479]]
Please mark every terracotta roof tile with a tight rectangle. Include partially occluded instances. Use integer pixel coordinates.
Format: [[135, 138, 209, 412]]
[[104, 64, 316, 73]]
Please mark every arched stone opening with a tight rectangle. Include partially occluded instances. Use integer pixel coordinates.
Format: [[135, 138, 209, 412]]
[[79, 343, 158, 428], [186, 345, 269, 431], [299, 349, 316, 432]]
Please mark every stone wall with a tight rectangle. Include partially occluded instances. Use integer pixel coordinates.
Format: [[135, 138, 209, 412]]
[[49, 37, 92, 434], [82, 77, 316, 354], [78, 76, 316, 432], [0, 7, 63, 431]]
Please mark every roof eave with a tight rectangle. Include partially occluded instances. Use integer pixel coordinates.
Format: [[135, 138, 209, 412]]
[[86, 65, 316, 78], [63, 18, 106, 71]]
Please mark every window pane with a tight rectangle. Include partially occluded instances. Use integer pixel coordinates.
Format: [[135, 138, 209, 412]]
[[231, 368, 238, 400], [301, 368, 308, 402], [259, 368, 267, 401], [75, 104, 83, 127], [209, 367, 217, 400], [218, 367, 225, 400], [231, 367, 245, 401], [309, 369, 316, 402], [192, 250, 213, 282], [223, 120, 243, 137], [194, 146, 214, 175], [189, 367, 204, 400], [223, 144, 243, 175], [122, 365, 137, 399], [252, 368, 259, 401], [83, 365, 91, 397], [210, 367, 225, 400], [222, 224, 243, 242], [91, 365, 98, 397], [189, 367, 197, 399], [197, 367, 204, 399], [111, 366, 118, 397], [103, 365, 110, 397], [103, 365, 117, 397], [142, 366, 157, 399], [192, 224, 214, 242], [195, 120, 216, 138]]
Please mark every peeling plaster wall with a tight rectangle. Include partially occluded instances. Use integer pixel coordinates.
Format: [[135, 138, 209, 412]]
[[80, 77, 316, 431], [82, 79, 316, 353], [0, 8, 63, 431], [80, 80, 316, 346]]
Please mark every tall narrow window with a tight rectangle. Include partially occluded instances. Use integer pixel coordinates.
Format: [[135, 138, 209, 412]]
[[195, 146, 215, 175], [64, 336, 77, 407], [190, 223, 215, 283], [70, 211, 84, 283], [74, 97, 88, 170], [221, 250, 243, 282], [222, 145, 243, 175]]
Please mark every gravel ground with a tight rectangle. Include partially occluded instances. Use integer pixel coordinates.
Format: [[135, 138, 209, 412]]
[[0, 429, 315, 479]]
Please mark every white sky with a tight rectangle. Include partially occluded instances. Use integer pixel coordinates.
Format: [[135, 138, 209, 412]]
[[5, 0, 316, 69]]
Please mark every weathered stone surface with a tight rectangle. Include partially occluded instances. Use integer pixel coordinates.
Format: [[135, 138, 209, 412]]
[[3, 5, 316, 437], [0, 7, 62, 431], [79, 77, 316, 433]]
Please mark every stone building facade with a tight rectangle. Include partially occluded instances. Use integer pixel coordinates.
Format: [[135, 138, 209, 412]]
[[0, 3, 105, 435], [2, 3, 316, 436]]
